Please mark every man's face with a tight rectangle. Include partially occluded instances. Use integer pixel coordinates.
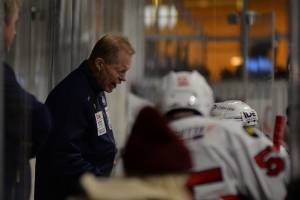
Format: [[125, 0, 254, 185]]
[[4, 4, 19, 52], [98, 50, 132, 93]]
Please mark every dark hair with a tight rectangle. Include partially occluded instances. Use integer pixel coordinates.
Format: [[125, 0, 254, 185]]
[[89, 32, 135, 64]]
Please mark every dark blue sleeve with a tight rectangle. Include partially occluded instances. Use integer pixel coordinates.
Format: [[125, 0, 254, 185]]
[[3, 62, 52, 157]]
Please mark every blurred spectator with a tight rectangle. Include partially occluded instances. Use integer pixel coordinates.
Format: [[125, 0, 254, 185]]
[[274, 67, 288, 81], [2, 0, 52, 199], [235, 41, 276, 81], [221, 68, 237, 81], [69, 106, 193, 200]]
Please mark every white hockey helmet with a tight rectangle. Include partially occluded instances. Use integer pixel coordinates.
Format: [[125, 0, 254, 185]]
[[157, 70, 214, 116], [211, 100, 258, 126]]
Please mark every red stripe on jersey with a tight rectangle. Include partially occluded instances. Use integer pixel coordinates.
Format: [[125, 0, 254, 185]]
[[186, 168, 223, 188], [219, 195, 239, 200]]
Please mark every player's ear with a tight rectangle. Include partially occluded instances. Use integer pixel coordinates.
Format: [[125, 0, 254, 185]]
[[95, 58, 104, 71]]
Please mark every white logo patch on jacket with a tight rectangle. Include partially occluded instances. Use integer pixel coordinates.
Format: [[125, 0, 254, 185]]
[[95, 111, 107, 136]]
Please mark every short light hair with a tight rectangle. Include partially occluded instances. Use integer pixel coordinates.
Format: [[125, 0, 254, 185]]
[[4, 0, 22, 24], [89, 32, 135, 64]]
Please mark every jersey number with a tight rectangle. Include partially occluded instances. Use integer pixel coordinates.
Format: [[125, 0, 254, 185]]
[[254, 146, 284, 176]]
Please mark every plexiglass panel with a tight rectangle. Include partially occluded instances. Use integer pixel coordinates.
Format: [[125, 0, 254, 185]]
[[0, 1, 4, 199], [0, 0, 294, 198], [5, 0, 101, 102]]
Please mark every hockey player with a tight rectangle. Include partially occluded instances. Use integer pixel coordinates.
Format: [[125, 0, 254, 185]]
[[211, 100, 264, 133], [211, 100, 291, 150], [211, 100, 258, 127], [157, 70, 290, 200]]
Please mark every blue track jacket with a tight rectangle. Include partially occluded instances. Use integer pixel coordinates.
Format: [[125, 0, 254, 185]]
[[35, 60, 116, 200]]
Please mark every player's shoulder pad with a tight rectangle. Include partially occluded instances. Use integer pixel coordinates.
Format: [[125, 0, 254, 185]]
[[243, 126, 259, 138]]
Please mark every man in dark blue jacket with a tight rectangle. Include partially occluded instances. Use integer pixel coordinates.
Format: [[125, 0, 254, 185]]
[[2, 0, 53, 199], [35, 33, 135, 200]]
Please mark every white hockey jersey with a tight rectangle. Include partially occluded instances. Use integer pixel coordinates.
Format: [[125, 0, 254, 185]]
[[168, 115, 290, 200]]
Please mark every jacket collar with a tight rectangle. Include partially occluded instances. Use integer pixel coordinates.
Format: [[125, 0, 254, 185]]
[[79, 60, 103, 95]]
